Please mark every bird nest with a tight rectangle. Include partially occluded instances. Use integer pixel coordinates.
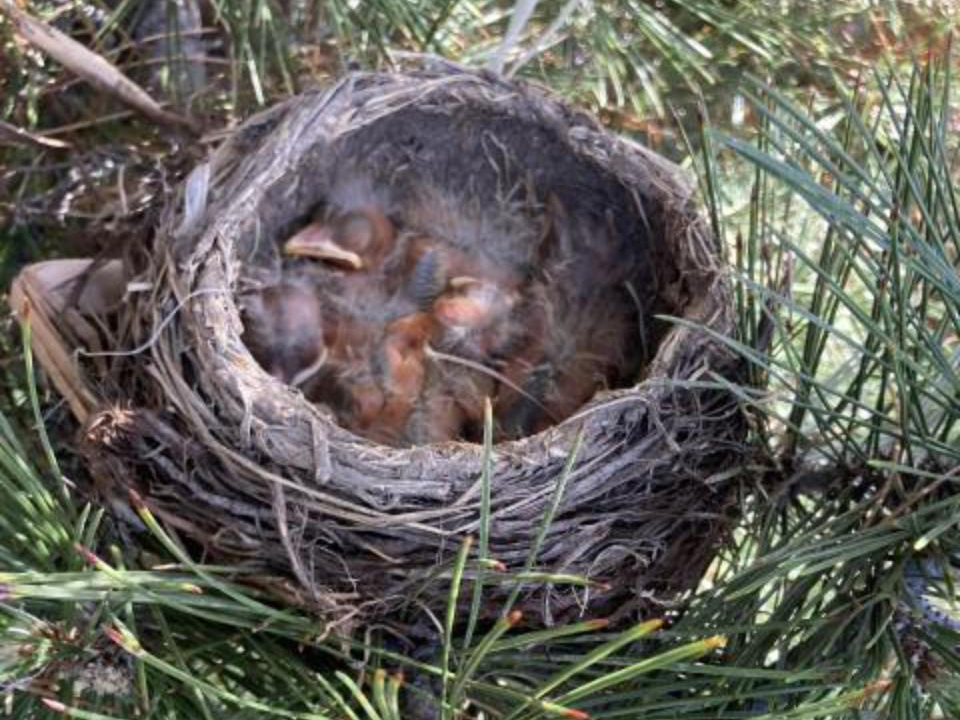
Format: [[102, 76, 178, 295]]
[[13, 64, 745, 628]]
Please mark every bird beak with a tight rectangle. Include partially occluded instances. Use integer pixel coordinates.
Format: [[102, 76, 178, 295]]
[[283, 227, 364, 270], [449, 276, 482, 289]]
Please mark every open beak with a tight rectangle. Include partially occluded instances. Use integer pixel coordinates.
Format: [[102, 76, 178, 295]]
[[283, 226, 363, 270]]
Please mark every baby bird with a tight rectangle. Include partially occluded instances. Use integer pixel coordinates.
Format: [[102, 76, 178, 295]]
[[433, 276, 518, 353], [405, 363, 497, 445], [284, 206, 396, 272], [240, 280, 328, 387], [299, 305, 383, 414], [403, 239, 526, 363], [487, 193, 641, 439], [369, 311, 434, 444], [311, 310, 433, 447], [493, 282, 634, 439]]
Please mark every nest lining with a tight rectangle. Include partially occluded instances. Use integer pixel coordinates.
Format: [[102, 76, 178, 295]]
[[65, 63, 744, 625]]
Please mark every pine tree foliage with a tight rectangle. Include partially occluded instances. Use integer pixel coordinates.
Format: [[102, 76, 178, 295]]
[[675, 54, 960, 718]]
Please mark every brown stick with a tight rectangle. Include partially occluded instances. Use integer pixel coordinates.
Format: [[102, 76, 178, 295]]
[[0, 118, 72, 148]]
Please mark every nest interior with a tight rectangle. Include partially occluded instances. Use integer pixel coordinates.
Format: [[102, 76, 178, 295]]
[[73, 64, 745, 627]]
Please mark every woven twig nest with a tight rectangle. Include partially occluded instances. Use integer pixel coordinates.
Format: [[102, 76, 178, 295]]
[[17, 64, 745, 627]]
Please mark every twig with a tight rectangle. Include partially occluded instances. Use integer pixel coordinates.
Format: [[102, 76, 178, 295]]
[[0, 118, 72, 149]]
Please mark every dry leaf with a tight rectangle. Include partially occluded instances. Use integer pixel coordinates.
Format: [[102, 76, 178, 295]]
[[10, 259, 127, 423]]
